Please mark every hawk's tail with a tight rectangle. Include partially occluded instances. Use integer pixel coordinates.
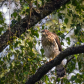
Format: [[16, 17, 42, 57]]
[[56, 62, 66, 78]]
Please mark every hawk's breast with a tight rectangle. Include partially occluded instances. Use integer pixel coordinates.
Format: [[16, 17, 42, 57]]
[[42, 34, 60, 58], [43, 45, 55, 58], [43, 42, 60, 58]]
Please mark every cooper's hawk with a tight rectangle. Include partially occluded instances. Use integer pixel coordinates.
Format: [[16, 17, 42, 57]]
[[41, 29, 65, 78]]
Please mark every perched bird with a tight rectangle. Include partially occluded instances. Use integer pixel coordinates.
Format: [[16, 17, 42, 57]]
[[41, 29, 65, 78]]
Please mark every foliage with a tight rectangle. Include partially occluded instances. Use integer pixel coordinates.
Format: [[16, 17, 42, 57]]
[[0, 0, 84, 84]]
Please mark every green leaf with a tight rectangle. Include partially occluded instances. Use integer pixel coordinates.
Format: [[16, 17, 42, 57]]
[[74, 24, 81, 35], [14, 41, 21, 48], [23, 3, 29, 9], [32, 60, 37, 63], [58, 13, 63, 19], [60, 34, 65, 39], [42, 25, 45, 29], [40, 48, 44, 56], [64, 18, 68, 24], [70, 75, 77, 81], [42, 0, 44, 5], [0, 12, 4, 24], [0, 60, 4, 65], [18, 15, 21, 21], [10, 19, 17, 27], [61, 42, 64, 45], [27, 0, 31, 3], [57, 78, 60, 82], [24, 71, 28, 75], [78, 62, 81, 70], [63, 78, 70, 84], [63, 26, 66, 29], [0, 27, 4, 34], [28, 42, 33, 48], [11, 12, 18, 18], [71, 24, 75, 27], [45, 75, 49, 84], [31, 29, 39, 37], [66, 37, 70, 45], [74, 54, 77, 60], [20, 45, 25, 50]]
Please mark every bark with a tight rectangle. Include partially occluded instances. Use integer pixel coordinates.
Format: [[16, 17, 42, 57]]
[[0, 0, 70, 52], [25, 45, 84, 84]]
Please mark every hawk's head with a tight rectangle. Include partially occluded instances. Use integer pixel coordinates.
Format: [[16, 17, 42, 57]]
[[41, 29, 50, 36]]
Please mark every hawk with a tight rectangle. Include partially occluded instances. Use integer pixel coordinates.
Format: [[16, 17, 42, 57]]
[[41, 29, 65, 78]]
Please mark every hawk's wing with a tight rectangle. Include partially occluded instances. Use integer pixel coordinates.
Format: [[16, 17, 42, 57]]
[[53, 33, 62, 51]]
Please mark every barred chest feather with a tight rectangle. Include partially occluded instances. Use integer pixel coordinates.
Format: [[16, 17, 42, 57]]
[[43, 43, 60, 58]]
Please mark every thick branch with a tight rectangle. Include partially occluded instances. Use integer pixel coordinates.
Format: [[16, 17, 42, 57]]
[[0, 0, 70, 52], [25, 45, 84, 84]]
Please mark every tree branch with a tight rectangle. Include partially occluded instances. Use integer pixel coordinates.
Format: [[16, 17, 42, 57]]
[[0, 0, 7, 7], [0, 0, 70, 52], [25, 45, 84, 84]]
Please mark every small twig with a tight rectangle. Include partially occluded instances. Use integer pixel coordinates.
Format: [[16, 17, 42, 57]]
[[65, 28, 74, 37], [61, 28, 74, 42], [65, 56, 74, 68]]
